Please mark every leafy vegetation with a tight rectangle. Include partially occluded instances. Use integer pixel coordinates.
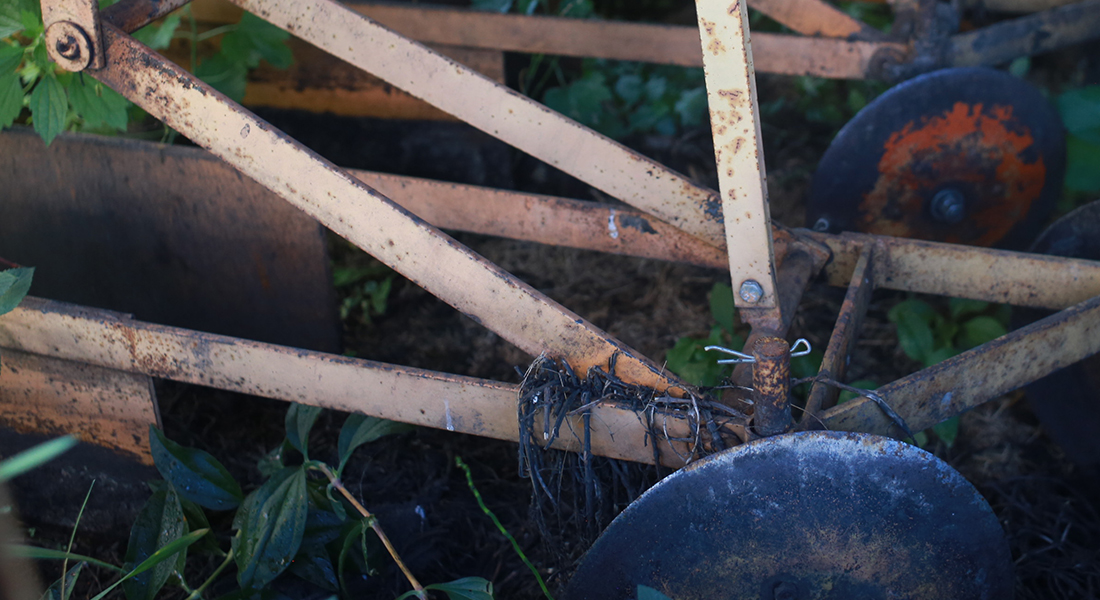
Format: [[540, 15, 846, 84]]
[[1059, 84, 1100, 193], [0, 0, 291, 145], [333, 262, 395, 328], [14, 404, 502, 600], [664, 282, 743, 387]]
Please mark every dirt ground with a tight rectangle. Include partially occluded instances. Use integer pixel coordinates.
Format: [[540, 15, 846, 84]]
[[20, 49, 1100, 600]]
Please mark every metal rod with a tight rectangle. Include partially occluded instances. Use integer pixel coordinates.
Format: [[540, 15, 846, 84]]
[[800, 243, 875, 426], [0, 298, 699, 467], [822, 292, 1100, 436], [751, 336, 792, 436], [949, 0, 1100, 67], [230, 0, 727, 251], [748, 0, 887, 41], [102, 0, 192, 33], [89, 23, 680, 393]]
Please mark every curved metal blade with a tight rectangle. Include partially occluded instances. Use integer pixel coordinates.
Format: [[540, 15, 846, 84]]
[[566, 431, 1013, 600], [807, 67, 1064, 249]]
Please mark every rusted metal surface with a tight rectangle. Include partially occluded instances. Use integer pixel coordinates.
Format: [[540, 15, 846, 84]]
[[351, 170, 731, 270], [748, 0, 887, 40], [801, 244, 875, 426], [696, 0, 779, 308], [102, 0, 191, 32], [89, 23, 679, 392], [192, 0, 904, 79], [751, 337, 792, 436], [0, 127, 341, 353], [229, 0, 726, 251], [808, 68, 1063, 249], [822, 292, 1100, 437], [41, 0, 104, 70], [565, 431, 1013, 600], [811, 232, 1100, 310], [0, 348, 157, 463], [982, 0, 1081, 11], [0, 298, 697, 467], [949, 0, 1100, 67]]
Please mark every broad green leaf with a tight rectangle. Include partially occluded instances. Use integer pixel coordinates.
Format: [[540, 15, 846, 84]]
[[790, 349, 824, 381], [887, 298, 936, 324], [287, 509, 344, 591], [614, 74, 643, 105], [892, 310, 934, 364], [149, 425, 243, 510], [637, 585, 675, 600], [0, 45, 23, 76], [221, 12, 293, 70], [923, 345, 958, 367], [178, 496, 221, 555], [0, 435, 73, 482], [39, 561, 84, 600], [336, 518, 380, 591], [233, 466, 309, 589], [29, 73, 67, 146], [132, 13, 181, 50], [89, 529, 208, 600], [123, 488, 188, 600], [0, 1, 28, 37], [664, 337, 726, 387], [0, 266, 34, 316], [0, 72, 22, 129], [258, 440, 289, 478], [7, 545, 123, 573], [285, 402, 323, 458], [958, 316, 1007, 351], [1066, 135, 1100, 192], [948, 298, 989, 320], [337, 414, 412, 472], [195, 53, 248, 103], [67, 75, 130, 131], [420, 577, 495, 600], [644, 76, 668, 101], [932, 416, 960, 448], [708, 282, 735, 334], [1058, 86, 1100, 142], [674, 86, 707, 127]]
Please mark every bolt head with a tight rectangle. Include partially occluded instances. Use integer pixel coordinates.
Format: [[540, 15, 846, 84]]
[[812, 217, 830, 232], [45, 21, 93, 72], [930, 188, 967, 225], [739, 280, 764, 304]]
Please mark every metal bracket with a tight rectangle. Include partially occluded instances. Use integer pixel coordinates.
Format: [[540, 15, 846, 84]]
[[41, 0, 105, 71]]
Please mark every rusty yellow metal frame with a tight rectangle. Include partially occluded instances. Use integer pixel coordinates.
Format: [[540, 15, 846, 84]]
[[5, 0, 1100, 469]]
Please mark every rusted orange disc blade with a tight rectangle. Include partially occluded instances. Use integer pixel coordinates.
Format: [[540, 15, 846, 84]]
[[807, 67, 1064, 248]]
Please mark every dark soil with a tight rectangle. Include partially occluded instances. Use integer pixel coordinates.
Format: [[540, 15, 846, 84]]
[[20, 49, 1100, 600]]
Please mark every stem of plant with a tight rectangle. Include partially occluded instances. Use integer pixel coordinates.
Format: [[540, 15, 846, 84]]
[[313, 463, 426, 598], [186, 547, 234, 600]]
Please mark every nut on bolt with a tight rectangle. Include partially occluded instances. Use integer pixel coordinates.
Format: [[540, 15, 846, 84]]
[[45, 21, 94, 72], [739, 279, 764, 304]]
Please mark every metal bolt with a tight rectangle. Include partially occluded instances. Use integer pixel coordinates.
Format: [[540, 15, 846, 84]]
[[739, 279, 764, 304], [930, 188, 966, 224], [55, 34, 80, 60], [812, 217, 830, 232], [44, 21, 93, 72]]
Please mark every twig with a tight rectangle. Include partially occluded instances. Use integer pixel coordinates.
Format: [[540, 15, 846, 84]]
[[312, 463, 425, 598]]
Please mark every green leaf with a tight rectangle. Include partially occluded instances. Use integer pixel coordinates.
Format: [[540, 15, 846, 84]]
[[644, 76, 668, 101], [674, 86, 707, 127], [258, 440, 289, 479], [0, 45, 23, 76], [837, 378, 878, 404], [423, 577, 495, 600], [336, 518, 380, 591], [923, 345, 958, 366], [637, 585, 675, 600], [285, 403, 323, 459], [287, 509, 344, 591], [1058, 86, 1100, 142], [708, 282, 735, 334], [89, 529, 208, 600], [39, 561, 85, 600], [132, 13, 182, 50], [123, 488, 188, 600], [149, 426, 243, 510], [0, 72, 22, 129], [337, 414, 412, 472], [178, 496, 221, 555], [1066, 135, 1100, 192], [0, 266, 34, 316], [892, 309, 934, 364], [7, 545, 124, 573], [948, 298, 989, 320], [233, 466, 309, 589], [790, 349, 824, 381], [932, 416, 960, 448], [614, 74, 643, 105], [0, 435, 74, 482], [0, 0, 29, 37], [67, 75, 130, 131], [29, 73, 67, 146], [664, 337, 726, 387], [221, 12, 293, 70], [195, 53, 248, 103], [958, 316, 1007, 351]]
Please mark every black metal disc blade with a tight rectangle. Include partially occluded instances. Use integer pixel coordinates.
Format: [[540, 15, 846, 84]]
[[1014, 199, 1100, 464], [565, 431, 1013, 600], [807, 67, 1064, 249]]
